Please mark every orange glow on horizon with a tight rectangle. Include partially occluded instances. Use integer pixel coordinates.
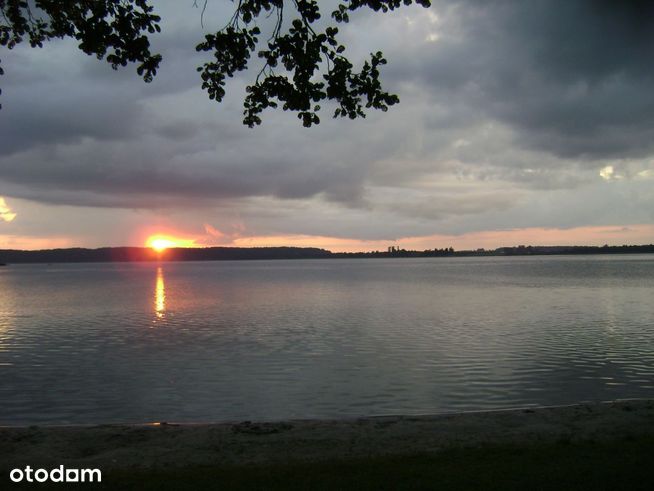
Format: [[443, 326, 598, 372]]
[[228, 224, 654, 252], [3, 224, 653, 253]]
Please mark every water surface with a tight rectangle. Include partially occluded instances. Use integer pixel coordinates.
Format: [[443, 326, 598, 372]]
[[1, 256, 653, 425]]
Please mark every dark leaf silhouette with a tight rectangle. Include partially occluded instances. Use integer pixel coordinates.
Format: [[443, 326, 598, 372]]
[[0, 0, 430, 125]]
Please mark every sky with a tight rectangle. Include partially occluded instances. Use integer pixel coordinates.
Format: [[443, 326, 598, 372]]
[[1, 0, 654, 252]]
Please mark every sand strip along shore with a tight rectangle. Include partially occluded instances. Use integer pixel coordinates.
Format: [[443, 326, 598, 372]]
[[1, 399, 653, 471]]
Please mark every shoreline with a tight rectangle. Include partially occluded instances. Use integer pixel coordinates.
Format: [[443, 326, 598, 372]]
[[1, 398, 649, 429], [2, 399, 653, 471]]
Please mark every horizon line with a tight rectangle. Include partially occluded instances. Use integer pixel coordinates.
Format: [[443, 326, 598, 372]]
[[2, 243, 654, 253]]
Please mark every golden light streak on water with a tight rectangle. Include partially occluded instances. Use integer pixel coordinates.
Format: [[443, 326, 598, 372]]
[[155, 266, 165, 319]]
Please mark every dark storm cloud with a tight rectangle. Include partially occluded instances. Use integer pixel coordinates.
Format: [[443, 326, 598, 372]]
[[0, 0, 243, 158], [0, 1, 383, 211], [0, 85, 142, 156], [0, 116, 373, 209], [0, 21, 208, 157], [392, 0, 654, 159]]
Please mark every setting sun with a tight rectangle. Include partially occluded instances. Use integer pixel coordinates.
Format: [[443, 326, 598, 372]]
[[146, 235, 196, 252], [150, 238, 175, 252]]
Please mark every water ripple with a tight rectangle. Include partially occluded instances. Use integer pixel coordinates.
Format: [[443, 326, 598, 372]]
[[0, 256, 653, 424]]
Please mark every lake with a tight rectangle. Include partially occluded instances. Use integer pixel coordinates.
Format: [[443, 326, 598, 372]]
[[1, 256, 653, 425]]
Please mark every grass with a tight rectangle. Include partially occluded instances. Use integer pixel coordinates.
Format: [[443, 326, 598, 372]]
[[9, 435, 654, 490]]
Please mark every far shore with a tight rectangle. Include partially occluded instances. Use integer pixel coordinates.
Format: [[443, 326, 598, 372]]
[[1, 243, 653, 265]]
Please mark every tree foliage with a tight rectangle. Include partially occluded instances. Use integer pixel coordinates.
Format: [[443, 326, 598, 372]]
[[0, 0, 431, 126]]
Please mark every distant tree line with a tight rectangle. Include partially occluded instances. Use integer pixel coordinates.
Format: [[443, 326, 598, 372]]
[[0, 246, 332, 263], [493, 244, 654, 256], [333, 244, 654, 258], [0, 244, 652, 264]]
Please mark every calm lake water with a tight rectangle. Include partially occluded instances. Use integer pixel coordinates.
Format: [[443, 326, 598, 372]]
[[1, 256, 653, 425]]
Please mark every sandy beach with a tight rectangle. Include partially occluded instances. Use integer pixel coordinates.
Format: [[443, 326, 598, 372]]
[[2, 399, 653, 472]]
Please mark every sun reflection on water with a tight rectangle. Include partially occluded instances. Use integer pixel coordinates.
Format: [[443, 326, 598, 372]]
[[155, 266, 165, 320]]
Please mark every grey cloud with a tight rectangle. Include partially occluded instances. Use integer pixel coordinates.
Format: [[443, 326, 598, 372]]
[[0, 90, 142, 156], [0, 6, 231, 157], [389, 0, 654, 159], [154, 120, 202, 141], [0, 118, 372, 208], [383, 191, 520, 221]]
